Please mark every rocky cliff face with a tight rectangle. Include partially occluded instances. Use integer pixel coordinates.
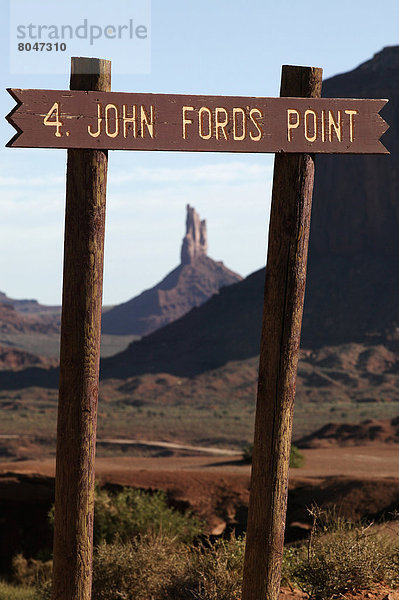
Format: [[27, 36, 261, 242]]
[[309, 46, 399, 257], [302, 45, 399, 346], [101, 205, 242, 336]]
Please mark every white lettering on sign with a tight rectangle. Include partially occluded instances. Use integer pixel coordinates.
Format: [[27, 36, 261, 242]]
[[182, 106, 194, 140], [43, 102, 63, 137], [287, 108, 359, 144], [328, 110, 341, 142], [140, 105, 154, 138], [105, 104, 119, 138], [345, 110, 358, 142], [249, 108, 263, 141], [87, 102, 155, 139], [182, 106, 264, 142], [122, 104, 137, 138]]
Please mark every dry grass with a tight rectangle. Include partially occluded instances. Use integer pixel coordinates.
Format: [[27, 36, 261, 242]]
[[92, 535, 245, 600], [0, 580, 37, 600], [283, 508, 399, 599], [93, 534, 189, 600]]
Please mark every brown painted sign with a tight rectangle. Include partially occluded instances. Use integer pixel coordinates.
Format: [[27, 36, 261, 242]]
[[6, 89, 389, 154]]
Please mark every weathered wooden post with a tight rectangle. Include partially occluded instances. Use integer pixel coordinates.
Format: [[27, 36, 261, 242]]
[[51, 57, 110, 600], [241, 65, 323, 600]]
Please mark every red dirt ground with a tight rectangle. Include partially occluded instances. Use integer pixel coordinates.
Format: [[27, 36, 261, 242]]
[[2, 445, 399, 532]]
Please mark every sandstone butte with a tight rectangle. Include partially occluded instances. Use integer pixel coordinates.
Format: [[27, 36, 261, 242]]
[[101, 204, 242, 336]]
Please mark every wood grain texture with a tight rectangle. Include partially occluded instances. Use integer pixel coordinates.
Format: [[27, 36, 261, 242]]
[[241, 65, 322, 600], [52, 57, 111, 600], [6, 89, 389, 154]]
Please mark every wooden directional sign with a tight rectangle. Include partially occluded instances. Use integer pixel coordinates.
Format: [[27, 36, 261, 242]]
[[6, 89, 389, 154]]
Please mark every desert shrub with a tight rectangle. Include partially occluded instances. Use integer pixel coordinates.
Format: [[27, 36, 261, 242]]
[[242, 443, 305, 468], [92, 534, 189, 600], [35, 578, 52, 600], [11, 554, 52, 588], [42, 486, 204, 599], [92, 534, 245, 600], [94, 486, 204, 544], [36, 534, 245, 600], [167, 536, 245, 600], [26, 511, 399, 600], [241, 444, 253, 464], [0, 581, 36, 600], [192, 536, 244, 600], [283, 508, 399, 599], [289, 444, 305, 468], [49, 485, 204, 546]]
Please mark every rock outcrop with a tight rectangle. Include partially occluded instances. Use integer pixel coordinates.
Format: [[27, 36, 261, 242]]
[[181, 205, 208, 264], [301, 45, 399, 346], [0, 291, 60, 315], [0, 345, 57, 370], [0, 302, 59, 335], [296, 417, 399, 448], [101, 205, 242, 336]]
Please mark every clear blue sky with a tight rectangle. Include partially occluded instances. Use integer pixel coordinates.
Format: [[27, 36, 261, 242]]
[[1, 0, 398, 305]]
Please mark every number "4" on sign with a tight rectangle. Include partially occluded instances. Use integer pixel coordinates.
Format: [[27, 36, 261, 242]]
[[43, 102, 63, 137]]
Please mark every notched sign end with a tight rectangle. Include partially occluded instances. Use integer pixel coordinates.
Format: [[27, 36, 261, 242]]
[[5, 89, 23, 148], [376, 99, 390, 154]]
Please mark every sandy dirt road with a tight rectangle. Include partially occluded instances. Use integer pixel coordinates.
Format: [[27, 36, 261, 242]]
[[1, 444, 398, 479]]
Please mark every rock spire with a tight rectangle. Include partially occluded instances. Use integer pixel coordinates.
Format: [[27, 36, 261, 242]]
[[180, 204, 208, 264]]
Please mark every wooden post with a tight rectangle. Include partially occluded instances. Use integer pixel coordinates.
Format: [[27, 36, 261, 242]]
[[241, 65, 322, 600], [52, 57, 111, 600]]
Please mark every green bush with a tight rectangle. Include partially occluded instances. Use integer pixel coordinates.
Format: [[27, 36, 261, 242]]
[[283, 509, 399, 599], [242, 443, 305, 468], [41, 486, 205, 599], [289, 444, 305, 468], [93, 486, 204, 544], [49, 485, 204, 546]]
